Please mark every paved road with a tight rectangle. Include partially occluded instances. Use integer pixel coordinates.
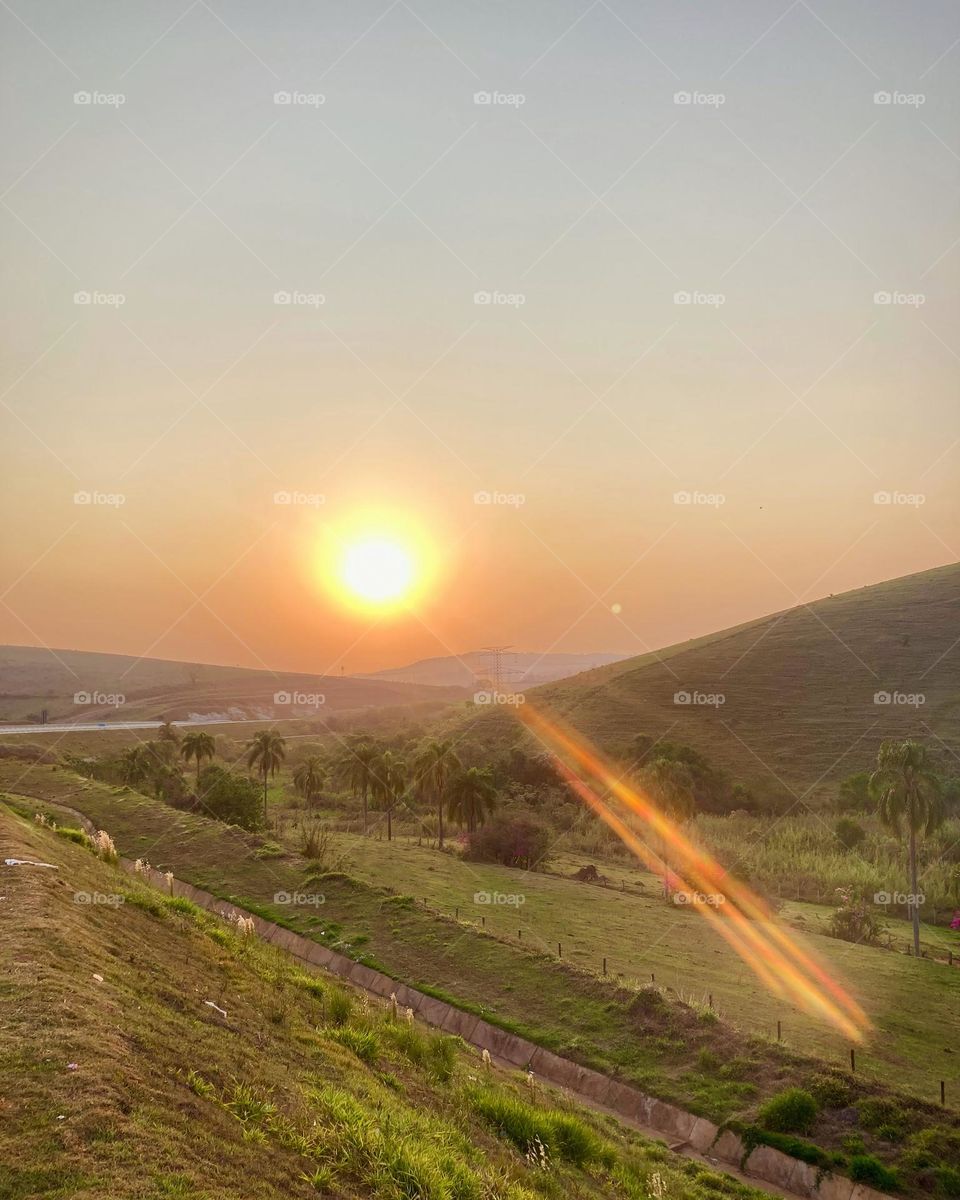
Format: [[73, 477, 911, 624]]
[[0, 717, 303, 737]]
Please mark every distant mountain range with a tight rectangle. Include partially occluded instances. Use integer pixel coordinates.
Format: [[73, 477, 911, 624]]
[[361, 651, 630, 689]]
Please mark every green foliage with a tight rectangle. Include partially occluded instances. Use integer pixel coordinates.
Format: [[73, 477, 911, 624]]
[[757, 1088, 818, 1135], [327, 988, 353, 1027], [848, 1155, 900, 1190], [330, 1025, 380, 1063], [935, 1167, 960, 1197], [857, 1097, 906, 1139], [835, 818, 866, 852], [55, 826, 91, 848], [469, 1088, 610, 1167], [808, 1073, 853, 1109], [466, 816, 551, 869], [196, 765, 263, 831], [828, 887, 887, 946]]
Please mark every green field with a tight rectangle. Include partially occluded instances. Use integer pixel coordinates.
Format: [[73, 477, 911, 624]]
[[3, 806, 778, 1200]]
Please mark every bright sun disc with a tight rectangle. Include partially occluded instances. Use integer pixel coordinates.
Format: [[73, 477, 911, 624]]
[[340, 537, 415, 606]]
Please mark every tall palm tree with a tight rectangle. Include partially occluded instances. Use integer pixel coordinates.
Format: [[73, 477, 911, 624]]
[[448, 766, 497, 834], [180, 730, 216, 784], [120, 745, 153, 787], [371, 749, 406, 842], [158, 721, 180, 746], [413, 738, 462, 849], [246, 730, 287, 821], [870, 739, 945, 955], [293, 755, 326, 808], [335, 739, 380, 835]]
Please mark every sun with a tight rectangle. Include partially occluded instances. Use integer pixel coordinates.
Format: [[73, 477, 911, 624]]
[[339, 537, 417, 607]]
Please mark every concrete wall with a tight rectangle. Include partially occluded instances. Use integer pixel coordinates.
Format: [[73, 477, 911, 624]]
[[97, 845, 890, 1200]]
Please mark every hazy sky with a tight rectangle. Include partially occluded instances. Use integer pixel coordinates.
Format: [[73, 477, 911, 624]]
[[2, 0, 958, 674]]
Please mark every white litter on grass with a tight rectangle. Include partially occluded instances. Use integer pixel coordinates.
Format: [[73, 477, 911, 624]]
[[92, 974, 104, 983], [204, 1000, 227, 1018], [4, 858, 58, 869]]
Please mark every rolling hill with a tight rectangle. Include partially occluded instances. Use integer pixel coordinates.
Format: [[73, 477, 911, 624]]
[[460, 563, 960, 804], [0, 644, 467, 725], [363, 650, 629, 689]]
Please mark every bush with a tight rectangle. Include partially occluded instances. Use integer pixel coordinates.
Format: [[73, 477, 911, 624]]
[[849, 1155, 900, 1190], [857, 1097, 906, 1138], [331, 1026, 379, 1063], [828, 888, 887, 946], [808, 1072, 853, 1109], [327, 989, 352, 1027], [835, 818, 866, 852], [196, 765, 263, 831], [936, 1167, 960, 1197], [757, 1088, 819, 1135], [466, 817, 551, 869]]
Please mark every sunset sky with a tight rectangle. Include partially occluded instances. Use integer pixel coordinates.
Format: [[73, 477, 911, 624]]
[[2, 0, 958, 674]]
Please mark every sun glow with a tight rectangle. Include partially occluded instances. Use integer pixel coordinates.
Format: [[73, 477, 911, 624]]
[[341, 537, 416, 606]]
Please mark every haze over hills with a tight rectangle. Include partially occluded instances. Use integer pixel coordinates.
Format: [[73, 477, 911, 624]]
[[362, 650, 629, 689], [461, 564, 960, 804], [0, 644, 467, 725]]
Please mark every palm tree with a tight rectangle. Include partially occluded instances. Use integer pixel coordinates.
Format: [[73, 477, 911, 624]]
[[371, 749, 406, 842], [870, 739, 945, 955], [181, 730, 216, 784], [246, 730, 287, 821], [293, 755, 326, 808], [158, 720, 180, 746], [119, 745, 153, 787], [448, 766, 497, 834], [413, 738, 461, 849], [335, 739, 380, 835]]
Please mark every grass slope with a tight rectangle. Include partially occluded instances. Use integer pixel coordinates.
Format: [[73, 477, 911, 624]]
[[461, 563, 960, 802], [5, 764, 959, 1196], [1, 805, 778, 1200]]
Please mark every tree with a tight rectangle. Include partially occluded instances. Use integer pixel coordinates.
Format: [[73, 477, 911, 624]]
[[181, 730, 216, 784], [119, 745, 153, 787], [870, 739, 945, 955], [835, 816, 866, 852], [412, 738, 461, 849], [158, 721, 180, 747], [293, 755, 326, 807], [246, 730, 287, 822], [371, 750, 406, 842], [448, 766, 497, 834], [335, 738, 380, 835]]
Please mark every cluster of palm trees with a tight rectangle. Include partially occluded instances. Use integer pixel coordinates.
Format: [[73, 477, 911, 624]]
[[330, 736, 497, 844], [117, 722, 498, 843]]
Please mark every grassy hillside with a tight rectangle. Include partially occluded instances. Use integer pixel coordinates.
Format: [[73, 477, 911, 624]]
[[6, 762, 960, 1197], [459, 564, 960, 803], [1, 804, 779, 1200], [0, 643, 467, 724]]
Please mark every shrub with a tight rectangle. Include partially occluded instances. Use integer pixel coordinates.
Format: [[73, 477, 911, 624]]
[[327, 989, 352, 1027], [808, 1072, 853, 1109], [466, 817, 551, 869], [331, 1026, 379, 1063], [195, 766, 263, 831], [936, 1167, 960, 1197], [857, 1097, 906, 1137], [56, 826, 91, 848], [828, 888, 887, 946], [835, 818, 866, 852], [757, 1088, 818, 1135], [849, 1155, 900, 1190]]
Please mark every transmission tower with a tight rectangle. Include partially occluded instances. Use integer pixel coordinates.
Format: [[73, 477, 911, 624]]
[[480, 645, 513, 695]]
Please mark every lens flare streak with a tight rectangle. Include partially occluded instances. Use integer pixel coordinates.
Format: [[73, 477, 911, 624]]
[[518, 704, 870, 1043]]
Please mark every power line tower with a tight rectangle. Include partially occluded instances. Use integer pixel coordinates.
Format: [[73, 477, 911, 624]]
[[481, 645, 513, 695]]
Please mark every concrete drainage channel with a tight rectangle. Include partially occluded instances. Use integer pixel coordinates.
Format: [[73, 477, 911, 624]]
[[118, 857, 892, 1200]]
